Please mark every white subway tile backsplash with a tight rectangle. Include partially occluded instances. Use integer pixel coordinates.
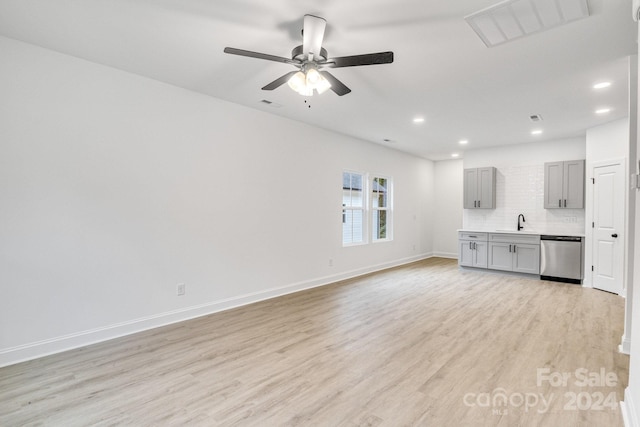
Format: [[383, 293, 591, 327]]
[[463, 164, 585, 234]]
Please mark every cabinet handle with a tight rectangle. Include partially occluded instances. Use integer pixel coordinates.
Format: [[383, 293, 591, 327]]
[[564, 199, 567, 208], [513, 245, 517, 253], [478, 200, 481, 208], [474, 242, 477, 250], [558, 199, 562, 207], [470, 242, 473, 250], [508, 244, 512, 252], [469, 235, 477, 238], [474, 201, 477, 208]]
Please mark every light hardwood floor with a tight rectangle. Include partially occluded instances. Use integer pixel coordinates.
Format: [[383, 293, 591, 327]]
[[0, 258, 629, 426]]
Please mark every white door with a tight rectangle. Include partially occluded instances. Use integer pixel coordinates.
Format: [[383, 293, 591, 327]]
[[592, 162, 624, 294]]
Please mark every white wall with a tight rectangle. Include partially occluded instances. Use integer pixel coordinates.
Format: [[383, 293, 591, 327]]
[[584, 118, 630, 290], [462, 138, 586, 234], [621, 34, 640, 427], [627, 202, 640, 426], [622, 55, 638, 358], [0, 36, 435, 366], [433, 159, 463, 257], [627, 178, 640, 426], [626, 115, 640, 426], [586, 118, 631, 161]]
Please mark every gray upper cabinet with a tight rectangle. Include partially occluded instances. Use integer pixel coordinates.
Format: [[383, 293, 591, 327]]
[[544, 160, 585, 209], [463, 167, 496, 209]]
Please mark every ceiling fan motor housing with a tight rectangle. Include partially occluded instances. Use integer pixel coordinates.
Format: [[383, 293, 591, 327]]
[[291, 45, 328, 63]]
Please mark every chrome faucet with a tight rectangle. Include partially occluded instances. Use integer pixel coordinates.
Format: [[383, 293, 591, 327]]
[[517, 214, 526, 231]]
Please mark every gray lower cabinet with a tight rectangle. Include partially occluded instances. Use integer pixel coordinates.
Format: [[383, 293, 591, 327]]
[[487, 242, 512, 271], [459, 231, 540, 275], [487, 233, 540, 274], [459, 232, 488, 268], [488, 242, 540, 274]]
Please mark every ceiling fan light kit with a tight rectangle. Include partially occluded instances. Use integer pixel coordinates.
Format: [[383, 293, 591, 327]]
[[224, 14, 394, 97], [287, 64, 332, 96]]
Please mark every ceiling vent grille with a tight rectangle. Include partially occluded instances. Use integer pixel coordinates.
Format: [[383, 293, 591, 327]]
[[465, 0, 590, 48], [259, 99, 282, 108], [530, 114, 543, 122]]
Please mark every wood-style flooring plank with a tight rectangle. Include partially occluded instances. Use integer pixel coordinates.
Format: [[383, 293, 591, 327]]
[[0, 258, 628, 426]]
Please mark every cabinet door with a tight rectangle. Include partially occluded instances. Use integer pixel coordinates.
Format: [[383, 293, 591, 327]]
[[488, 242, 512, 271], [459, 240, 474, 266], [512, 244, 540, 274], [463, 169, 478, 209], [473, 241, 488, 268], [477, 167, 496, 209], [544, 162, 564, 209], [564, 160, 585, 208]]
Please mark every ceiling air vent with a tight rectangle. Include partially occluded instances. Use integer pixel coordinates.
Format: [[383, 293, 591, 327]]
[[530, 114, 543, 122], [259, 99, 282, 108], [465, 0, 590, 48]]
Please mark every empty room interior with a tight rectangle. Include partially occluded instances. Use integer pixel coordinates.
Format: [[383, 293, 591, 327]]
[[3, 0, 640, 426]]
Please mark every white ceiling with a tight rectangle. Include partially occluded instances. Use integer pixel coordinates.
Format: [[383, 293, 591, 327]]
[[0, 0, 636, 160]]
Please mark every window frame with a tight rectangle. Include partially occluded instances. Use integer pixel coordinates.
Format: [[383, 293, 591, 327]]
[[371, 174, 393, 243], [342, 170, 368, 247]]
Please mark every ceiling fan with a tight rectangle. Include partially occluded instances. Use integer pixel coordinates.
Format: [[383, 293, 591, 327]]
[[224, 15, 394, 96]]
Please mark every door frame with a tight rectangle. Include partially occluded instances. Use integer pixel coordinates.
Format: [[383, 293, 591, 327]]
[[584, 158, 627, 296]]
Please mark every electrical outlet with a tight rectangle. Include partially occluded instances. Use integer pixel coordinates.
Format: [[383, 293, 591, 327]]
[[176, 283, 185, 296]]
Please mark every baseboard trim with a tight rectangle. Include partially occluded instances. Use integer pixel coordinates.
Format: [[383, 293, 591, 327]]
[[621, 386, 639, 427], [619, 336, 632, 355], [0, 253, 433, 368], [432, 251, 458, 259]]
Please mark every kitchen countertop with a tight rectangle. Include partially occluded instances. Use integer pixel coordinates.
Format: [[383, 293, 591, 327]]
[[458, 229, 585, 237]]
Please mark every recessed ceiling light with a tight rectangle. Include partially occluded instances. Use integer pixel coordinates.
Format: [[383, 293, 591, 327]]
[[593, 82, 612, 89], [413, 117, 425, 124], [452, 153, 460, 158], [531, 129, 543, 135], [595, 108, 611, 114], [459, 139, 469, 145]]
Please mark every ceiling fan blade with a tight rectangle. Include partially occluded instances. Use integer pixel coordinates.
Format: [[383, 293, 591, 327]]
[[327, 51, 394, 68], [262, 71, 298, 91], [302, 15, 327, 61], [224, 47, 298, 65], [319, 71, 351, 96]]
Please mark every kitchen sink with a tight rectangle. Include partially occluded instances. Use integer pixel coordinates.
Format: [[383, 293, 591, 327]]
[[495, 229, 538, 234]]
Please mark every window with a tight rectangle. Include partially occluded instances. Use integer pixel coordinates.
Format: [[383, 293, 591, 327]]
[[372, 176, 392, 241], [342, 172, 393, 246], [342, 172, 365, 245]]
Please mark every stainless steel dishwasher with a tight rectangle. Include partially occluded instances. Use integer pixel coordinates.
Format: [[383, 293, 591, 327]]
[[540, 235, 584, 284]]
